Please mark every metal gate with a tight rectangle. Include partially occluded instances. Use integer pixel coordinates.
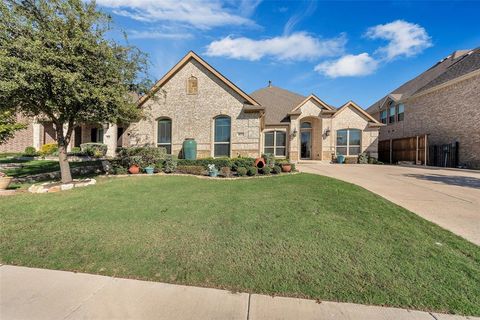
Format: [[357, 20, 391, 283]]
[[428, 142, 459, 168]]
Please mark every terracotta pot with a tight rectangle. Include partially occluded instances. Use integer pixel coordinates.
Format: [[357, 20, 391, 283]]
[[0, 177, 13, 190], [254, 157, 266, 169], [128, 165, 140, 174], [281, 163, 292, 172]]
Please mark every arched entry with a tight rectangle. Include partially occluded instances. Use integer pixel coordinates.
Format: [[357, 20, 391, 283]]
[[300, 121, 312, 159]]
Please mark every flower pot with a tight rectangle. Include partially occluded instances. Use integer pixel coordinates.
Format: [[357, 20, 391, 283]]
[[144, 166, 154, 175], [254, 157, 265, 169], [209, 169, 219, 177], [0, 177, 13, 190], [337, 155, 345, 164], [281, 163, 292, 172], [129, 164, 140, 174]]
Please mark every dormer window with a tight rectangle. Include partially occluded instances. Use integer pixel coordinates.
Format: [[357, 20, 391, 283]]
[[187, 76, 198, 95], [380, 110, 387, 124], [397, 103, 405, 121], [389, 101, 395, 124]]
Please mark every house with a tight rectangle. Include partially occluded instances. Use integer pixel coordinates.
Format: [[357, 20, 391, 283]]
[[1, 51, 382, 161], [366, 48, 480, 168]]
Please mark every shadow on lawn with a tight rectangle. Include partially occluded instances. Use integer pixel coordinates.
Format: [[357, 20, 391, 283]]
[[403, 173, 480, 189]]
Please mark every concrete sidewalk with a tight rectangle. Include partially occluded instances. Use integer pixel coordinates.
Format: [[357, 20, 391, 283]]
[[1, 265, 478, 320]]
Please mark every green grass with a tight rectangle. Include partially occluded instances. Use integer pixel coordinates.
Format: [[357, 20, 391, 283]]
[[1, 174, 479, 315], [1, 159, 100, 178]]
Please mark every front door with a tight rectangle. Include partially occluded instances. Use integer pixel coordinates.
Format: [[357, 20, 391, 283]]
[[301, 131, 312, 159]]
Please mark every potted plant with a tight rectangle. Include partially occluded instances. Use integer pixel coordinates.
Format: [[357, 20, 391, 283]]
[[281, 162, 292, 172], [336, 153, 345, 164], [128, 156, 142, 174], [0, 172, 13, 190], [207, 164, 218, 177]]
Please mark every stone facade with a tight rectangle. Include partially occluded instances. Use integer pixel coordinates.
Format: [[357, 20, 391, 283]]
[[370, 73, 480, 168], [125, 59, 262, 158]]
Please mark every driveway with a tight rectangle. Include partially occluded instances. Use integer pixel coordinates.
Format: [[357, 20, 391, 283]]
[[298, 163, 480, 246]]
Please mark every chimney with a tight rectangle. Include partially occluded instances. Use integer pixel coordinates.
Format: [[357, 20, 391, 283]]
[[268, 80, 272, 87]]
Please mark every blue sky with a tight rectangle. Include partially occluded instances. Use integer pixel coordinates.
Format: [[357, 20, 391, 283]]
[[97, 0, 480, 108]]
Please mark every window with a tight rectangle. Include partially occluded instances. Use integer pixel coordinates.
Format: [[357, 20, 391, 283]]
[[336, 129, 361, 156], [157, 118, 172, 154], [389, 102, 396, 124], [301, 122, 312, 129], [91, 127, 104, 143], [264, 131, 286, 157], [380, 110, 387, 124], [397, 103, 405, 121], [214, 116, 230, 157]]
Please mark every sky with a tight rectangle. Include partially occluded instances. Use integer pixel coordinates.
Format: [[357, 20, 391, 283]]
[[96, 0, 480, 108]]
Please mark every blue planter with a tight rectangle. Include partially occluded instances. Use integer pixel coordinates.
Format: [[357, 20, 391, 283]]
[[209, 169, 218, 177], [145, 167, 155, 174], [337, 155, 345, 164]]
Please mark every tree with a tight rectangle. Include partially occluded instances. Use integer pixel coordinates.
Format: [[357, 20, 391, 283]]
[[0, 109, 27, 144], [0, 0, 149, 182]]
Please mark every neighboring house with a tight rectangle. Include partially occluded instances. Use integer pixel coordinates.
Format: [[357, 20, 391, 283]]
[[2, 51, 382, 161], [367, 48, 480, 168]]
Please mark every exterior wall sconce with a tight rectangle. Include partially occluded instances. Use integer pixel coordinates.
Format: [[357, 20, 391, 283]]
[[291, 128, 297, 138], [325, 128, 331, 136]]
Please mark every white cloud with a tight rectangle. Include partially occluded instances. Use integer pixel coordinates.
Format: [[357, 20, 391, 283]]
[[127, 29, 193, 40], [365, 20, 432, 60], [314, 53, 378, 78], [95, 0, 259, 29], [205, 32, 346, 61]]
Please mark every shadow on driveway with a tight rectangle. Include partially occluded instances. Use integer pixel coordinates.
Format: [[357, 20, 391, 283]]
[[403, 173, 480, 189]]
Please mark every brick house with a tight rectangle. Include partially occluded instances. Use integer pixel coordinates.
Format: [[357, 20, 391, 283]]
[[367, 48, 480, 168], [2, 51, 382, 161]]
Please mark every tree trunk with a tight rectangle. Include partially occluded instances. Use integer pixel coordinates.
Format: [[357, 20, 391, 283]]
[[58, 142, 72, 183]]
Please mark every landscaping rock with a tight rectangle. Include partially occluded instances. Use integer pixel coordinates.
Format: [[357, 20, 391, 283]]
[[28, 178, 97, 194], [61, 184, 74, 191]]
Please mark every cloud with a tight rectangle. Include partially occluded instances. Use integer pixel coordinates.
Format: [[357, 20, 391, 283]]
[[365, 20, 432, 60], [127, 29, 193, 40], [314, 53, 378, 78], [205, 32, 346, 61], [95, 0, 260, 29], [283, 1, 317, 35]]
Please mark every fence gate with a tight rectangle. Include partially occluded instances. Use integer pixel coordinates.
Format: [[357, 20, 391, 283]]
[[378, 135, 427, 165], [428, 142, 459, 168]]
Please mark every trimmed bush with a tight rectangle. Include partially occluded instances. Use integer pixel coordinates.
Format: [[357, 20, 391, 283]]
[[80, 143, 107, 158], [247, 166, 258, 176], [23, 146, 38, 156], [177, 158, 232, 170], [273, 165, 282, 174], [231, 157, 255, 171], [164, 155, 178, 173], [236, 167, 247, 177], [176, 165, 206, 175], [261, 166, 272, 175], [262, 153, 275, 168], [39, 143, 58, 156], [290, 163, 296, 171], [219, 166, 231, 177], [344, 157, 357, 164], [358, 153, 368, 164], [113, 166, 128, 175], [118, 146, 167, 169]]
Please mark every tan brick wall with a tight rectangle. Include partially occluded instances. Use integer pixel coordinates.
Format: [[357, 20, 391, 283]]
[[0, 114, 34, 153], [370, 74, 480, 168], [126, 59, 261, 158]]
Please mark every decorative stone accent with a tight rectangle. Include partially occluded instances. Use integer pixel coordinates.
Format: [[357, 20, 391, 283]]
[[28, 178, 96, 194]]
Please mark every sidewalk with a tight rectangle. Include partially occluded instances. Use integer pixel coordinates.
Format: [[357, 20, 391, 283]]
[[1, 265, 478, 320]]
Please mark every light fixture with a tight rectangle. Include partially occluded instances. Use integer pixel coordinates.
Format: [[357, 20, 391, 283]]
[[325, 128, 331, 136]]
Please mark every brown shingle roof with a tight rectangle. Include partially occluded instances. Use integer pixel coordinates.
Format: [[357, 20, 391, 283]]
[[366, 48, 479, 113], [250, 86, 305, 125]]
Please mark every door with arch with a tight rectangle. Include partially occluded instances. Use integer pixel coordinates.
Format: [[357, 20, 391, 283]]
[[300, 121, 312, 159]]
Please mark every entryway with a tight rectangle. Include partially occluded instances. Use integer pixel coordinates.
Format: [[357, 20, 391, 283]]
[[300, 122, 312, 159]]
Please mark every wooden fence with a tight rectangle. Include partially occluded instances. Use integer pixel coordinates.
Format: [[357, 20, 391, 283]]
[[378, 135, 427, 165], [428, 142, 459, 168]]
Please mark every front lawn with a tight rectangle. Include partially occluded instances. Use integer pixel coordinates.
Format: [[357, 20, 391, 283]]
[[0, 158, 100, 178], [0, 174, 479, 315]]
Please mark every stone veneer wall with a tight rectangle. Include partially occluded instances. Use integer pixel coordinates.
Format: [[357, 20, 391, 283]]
[[370, 74, 480, 168], [125, 59, 261, 158]]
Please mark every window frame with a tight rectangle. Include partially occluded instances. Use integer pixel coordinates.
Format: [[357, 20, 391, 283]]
[[264, 130, 287, 158], [397, 103, 405, 122], [388, 102, 396, 124], [336, 129, 362, 156], [213, 115, 231, 158], [157, 118, 172, 154], [380, 110, 387, 124]]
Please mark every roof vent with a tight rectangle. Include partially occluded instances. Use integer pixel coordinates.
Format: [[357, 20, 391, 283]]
[[268, 80, 272, 87]]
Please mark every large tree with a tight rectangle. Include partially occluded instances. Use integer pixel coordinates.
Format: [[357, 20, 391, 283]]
[[0, 0, 149, 182], [0, 109, 27, 144]]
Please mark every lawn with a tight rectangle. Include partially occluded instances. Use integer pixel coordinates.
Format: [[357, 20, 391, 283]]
[[0, 174, 479, 316], [0, 158, 100, 178]]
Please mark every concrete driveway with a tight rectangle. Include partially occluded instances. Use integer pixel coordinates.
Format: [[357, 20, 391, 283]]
[[298, 162, 480, 246]]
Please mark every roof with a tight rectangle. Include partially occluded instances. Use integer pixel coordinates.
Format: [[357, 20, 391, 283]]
[[366, 48, 480, 113], [250, 85, 306, 125], [138, 51, 261, 107]]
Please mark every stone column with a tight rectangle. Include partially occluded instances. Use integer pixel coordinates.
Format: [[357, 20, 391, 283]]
[[289, 115, 300, 161], [103, 123, 118, 157]]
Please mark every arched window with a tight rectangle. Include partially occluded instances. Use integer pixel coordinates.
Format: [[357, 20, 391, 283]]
[[300, 122, 312, 129], [336, 129, 361, 156], [214, 116, 231, 157], [157, 118, 172, 154]]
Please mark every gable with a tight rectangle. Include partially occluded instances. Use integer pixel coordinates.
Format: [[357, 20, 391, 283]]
[[138, 51, 260, 107], [334, 101, 380, 124], [291, 94, 334, 113]]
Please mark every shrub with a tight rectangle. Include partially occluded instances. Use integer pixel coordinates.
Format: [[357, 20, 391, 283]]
[[231, 157, 255, 171], [177, 157, 232, 170], [261, 166, 272, 175], [80, 143, 107, 158], [358, 153, 368, 164], [176, 165, 206, 175], [290, 163, 296, 171], [23, 146, 38, 156], [154, 160, 164, 173], [39, 143, 58, 156], [236, 167, 247, 177], [344, 157, 357, 164], [113, 166, 128, 175], [273, 165, 282, 174], [163, 155, 177, 173], [118, 146, 167, 168], [262, 153, 275, 168], [247, 166, 257, 176], [219, 166, 231, 177]]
